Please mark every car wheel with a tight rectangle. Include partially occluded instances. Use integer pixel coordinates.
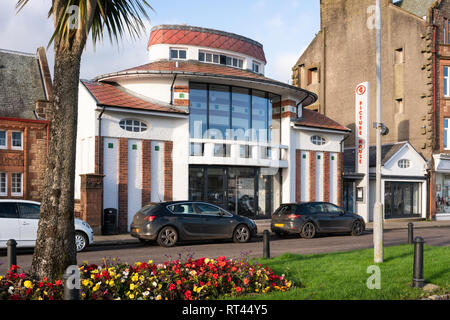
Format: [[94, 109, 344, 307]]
[[233, 224, 251, 243], [157, 226, 178, 247], [351, 220, 364, 236], [75, 231, 88, 252], [300, 222, 316, 239]]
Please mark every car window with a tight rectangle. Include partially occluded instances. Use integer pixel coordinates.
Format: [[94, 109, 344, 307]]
[[281, 205, 297, 215], [195, 203, 222, 216], [324, 203, 344, 215], [18, 203, 40, 219], [297, 203, 315, 215], [0, 203, 19, 219], [311, 203, 326, 213], [168, 204, 196, 214]]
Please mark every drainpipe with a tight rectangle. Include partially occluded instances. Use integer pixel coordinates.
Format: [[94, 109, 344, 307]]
[[170, 74, 178, 106], [97, 106, 106, 174]]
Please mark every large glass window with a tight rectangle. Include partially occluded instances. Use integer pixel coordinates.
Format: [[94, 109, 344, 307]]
[[384, 182, 422, 217], [189, 83, 208, 139], [231, 87, 251, 141], [188, 166, 280, 219], [189, 83, 280, 144], [252, 90, 269, 142], [209, 85, 230, 140], [0, 172, 6, 196], [0, 130, 6, 148]]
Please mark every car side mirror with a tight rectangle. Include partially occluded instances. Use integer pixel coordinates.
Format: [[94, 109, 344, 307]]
[[339, 211, 345, 216]]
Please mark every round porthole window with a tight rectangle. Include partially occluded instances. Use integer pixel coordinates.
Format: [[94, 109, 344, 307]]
[[311, 135, 326, 146], [398, 159, 411, 169], [119, 119, 148, 132]]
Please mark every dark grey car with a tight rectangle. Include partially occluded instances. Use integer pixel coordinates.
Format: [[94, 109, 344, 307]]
[[271, 202, 365, 239], [130, 201, 258, 247]]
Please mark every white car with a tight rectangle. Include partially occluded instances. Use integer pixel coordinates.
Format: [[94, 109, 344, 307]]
[[0, 200, 94, 252]]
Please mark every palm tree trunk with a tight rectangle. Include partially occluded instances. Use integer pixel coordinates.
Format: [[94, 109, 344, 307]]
[[30, 47, 81, 281]]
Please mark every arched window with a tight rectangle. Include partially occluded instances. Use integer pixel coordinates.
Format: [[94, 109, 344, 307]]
[[119, 119, 148, 132], [398, 159, 411, 169], [311, 135, 326, 146]]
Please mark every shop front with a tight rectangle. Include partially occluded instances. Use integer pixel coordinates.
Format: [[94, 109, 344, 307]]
[[189, 166, 281, 219]]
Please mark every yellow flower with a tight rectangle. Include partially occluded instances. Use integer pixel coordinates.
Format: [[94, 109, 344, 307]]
[[129, 293, 135, 299], [0, 276, 3, 281], [204, 258, 210, 264], [156, 295, 162, 300], [93, 284, 100, 292], [82, 280, 90, 287], [131, 274, 139, 282], [109, 280, 115, 287], [130, 283, 135, 291], [148, 260, 153, 264], [24, 281, 32, 289]]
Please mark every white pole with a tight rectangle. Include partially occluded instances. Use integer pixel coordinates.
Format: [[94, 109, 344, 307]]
[[374, 0, 384, 263]]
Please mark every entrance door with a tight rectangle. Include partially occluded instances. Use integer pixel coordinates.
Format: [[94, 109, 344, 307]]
[[206, 168, 226, 208]]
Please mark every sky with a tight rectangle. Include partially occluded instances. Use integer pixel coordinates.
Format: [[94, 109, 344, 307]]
[[0, 0, 320, 83]]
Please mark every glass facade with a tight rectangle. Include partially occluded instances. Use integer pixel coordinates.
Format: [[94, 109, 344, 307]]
[[189, 82, 281, 143], [188, 166, 281, 219]]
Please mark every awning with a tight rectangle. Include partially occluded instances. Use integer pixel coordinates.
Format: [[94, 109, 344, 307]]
[[434, 154, 450, 173]]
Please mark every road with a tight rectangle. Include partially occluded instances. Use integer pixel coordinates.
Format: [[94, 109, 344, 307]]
[[1, 227, 449, 274]]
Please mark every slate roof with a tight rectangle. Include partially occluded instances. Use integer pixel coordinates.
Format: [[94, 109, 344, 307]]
[[148, 25, 266, 63], [294, 109, 351, 132], [81, 80, 188, 114], [344, 142, 408, 172], [0, 49, 46, 119]]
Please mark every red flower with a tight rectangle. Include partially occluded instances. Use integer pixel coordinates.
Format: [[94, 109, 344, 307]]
[[55, 280, 62, 286], [184, 290, 192, 300], [169, 284, 176, 291], [235, 286, 242, 293], [176, 280, 182, 286]]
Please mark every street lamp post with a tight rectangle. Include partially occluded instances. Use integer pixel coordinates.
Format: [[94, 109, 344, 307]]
[[374, 0, 384, 263]]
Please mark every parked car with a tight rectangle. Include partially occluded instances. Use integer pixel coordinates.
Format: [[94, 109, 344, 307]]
[[0, 200, 94, 252], [271, 202, 365, 239], [130, 201, 258, 247]]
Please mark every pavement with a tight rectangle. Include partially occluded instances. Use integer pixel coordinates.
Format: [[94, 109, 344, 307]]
[[91, 218, 450, 247]]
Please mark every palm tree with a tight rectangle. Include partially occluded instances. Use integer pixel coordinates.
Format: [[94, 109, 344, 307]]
[[16, 0, 153, 281]]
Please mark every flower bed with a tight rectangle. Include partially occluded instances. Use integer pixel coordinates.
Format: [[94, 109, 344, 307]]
[[0, 257, 293, 300]]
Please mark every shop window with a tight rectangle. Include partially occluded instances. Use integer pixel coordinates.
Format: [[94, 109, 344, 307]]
[[398, 159, 411, 169], [119, 119, 147, 132], [311, 135, 326, 146]]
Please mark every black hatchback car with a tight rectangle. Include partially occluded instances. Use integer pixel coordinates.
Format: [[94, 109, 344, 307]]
[[130, 201, 258, 247], [271, 202, 365, 239]]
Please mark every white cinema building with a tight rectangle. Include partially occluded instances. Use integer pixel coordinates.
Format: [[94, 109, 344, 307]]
[[74, 24, 350, 233]]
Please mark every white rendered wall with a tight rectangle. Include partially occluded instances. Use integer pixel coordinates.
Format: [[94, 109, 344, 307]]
[[128, 139, 142, 230], [148, 43, 266, 75], [329, 152, 338, 205], [315, 152, 324, 201], [74, 84, 99, 199], [103, 137, 118, 211], [116, 77, 176, 105], [100, 109, 189, 201], [301, 151, 310, 202]]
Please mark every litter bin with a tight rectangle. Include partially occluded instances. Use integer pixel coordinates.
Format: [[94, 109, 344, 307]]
[[102, 208, 118, 235]]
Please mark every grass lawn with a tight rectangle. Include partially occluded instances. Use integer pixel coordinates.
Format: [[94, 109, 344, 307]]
[[231, 244, 450, 300]]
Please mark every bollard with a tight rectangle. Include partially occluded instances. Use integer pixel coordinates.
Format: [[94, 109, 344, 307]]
[[412, 237, 425, 288], [7, 239, 17, 269], [263, 230, 270, 259], [63, 266, 81, 300], [408, 223, 414, 244]]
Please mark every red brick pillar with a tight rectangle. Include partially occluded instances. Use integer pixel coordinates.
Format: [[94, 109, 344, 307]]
[[323, 152, 330, 203], [337, 152, 343, 207], [80, 174, 104, 235], [118, 138, 128, 233], [164, 141, 173, 201], [310, 151, 316, 202], [142, 140, 152, 207], [296, 150, 301, 203]]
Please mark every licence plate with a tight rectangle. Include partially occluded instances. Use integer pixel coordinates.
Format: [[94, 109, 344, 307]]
[[274, 224, 284, 228]]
